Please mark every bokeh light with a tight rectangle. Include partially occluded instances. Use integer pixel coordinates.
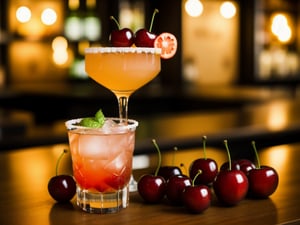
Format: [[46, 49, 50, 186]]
[[185, 0, 203, 17], [271, 14, 292, 43], [16, 6, 32, 23], [52, 36, 68, 51], [41, 8, 57, 25], [52, 36, 69, 65], [220, 1, 236, 19]]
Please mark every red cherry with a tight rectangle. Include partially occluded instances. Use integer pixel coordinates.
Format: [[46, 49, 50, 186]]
[[248, 166, 279, 198], [134, 9, 159, 47], [47, 149, 76, 203], [158, 166, 182, 182], [221, 159, 255, 175], [247, 141, 279, 198], [189, 136, 218, 185], [166, 174, 192, 205], [213, 170, 249, 206], [48, 175, 76, 203], [157, 146, 183, 181], [182, 170, 212, 213], [189, 158, 218, 185], [110, 28, 134, 47], [137, 174, 166, 203], [220, 160, 240, 171], [213, 140, 249, 206], [137, 139, 167, 203], [109, 16, 134, 47], [135, 29, 157, 47], [237, 159, 256, 175]]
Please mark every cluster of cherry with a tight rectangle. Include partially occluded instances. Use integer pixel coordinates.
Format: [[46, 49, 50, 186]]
[[137, 137, 279, 214], [109, 9, 159, 48], [109, 9, 177, 59]]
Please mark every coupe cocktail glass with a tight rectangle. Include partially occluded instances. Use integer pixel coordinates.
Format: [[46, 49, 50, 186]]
[[85, 47, 161, 191], [85, 47, 161, 121], [65, 117, 138, 213]]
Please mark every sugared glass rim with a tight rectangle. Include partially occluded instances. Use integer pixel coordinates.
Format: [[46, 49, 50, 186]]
[[65, 117, 139, 133], [85, 47, 162, 54]]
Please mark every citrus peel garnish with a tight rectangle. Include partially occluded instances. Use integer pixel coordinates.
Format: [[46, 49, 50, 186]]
[[154, 32, 178, 59]]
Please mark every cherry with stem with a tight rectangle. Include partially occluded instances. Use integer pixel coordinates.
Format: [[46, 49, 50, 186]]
[[48, 149, 76, 203], [137, 139, 166, 203], [135, 9, 159, 47], [158, 146, 182, 181], [182, 170, 212, 213], [213, 140, 249, 206], [247, 141, 279, 198], [109, 16, 134, 47], [189, 136, 218, 185]]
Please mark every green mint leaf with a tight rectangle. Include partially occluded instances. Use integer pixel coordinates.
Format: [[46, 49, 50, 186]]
[[79, 117, 101, 128], [95, 109, 105, 127]]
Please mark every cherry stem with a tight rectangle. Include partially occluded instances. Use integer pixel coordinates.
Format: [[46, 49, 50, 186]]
[[192, 170, 202, 186], [251, 141, 261, 169], [149, 9, 159, 32], [202, 135, 207, 160], [224, 140, 232, 171], [152, 139, 162, 176], [110, 16, 120, 30], [172, 146, 178, 166], [56, 149, 68, 176]]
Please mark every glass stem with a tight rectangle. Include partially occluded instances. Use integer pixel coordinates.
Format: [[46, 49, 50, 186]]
[[118, 96, 129, 122]]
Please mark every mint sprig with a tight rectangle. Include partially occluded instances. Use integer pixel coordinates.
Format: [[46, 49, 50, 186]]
[[79, 109, 105, 128]]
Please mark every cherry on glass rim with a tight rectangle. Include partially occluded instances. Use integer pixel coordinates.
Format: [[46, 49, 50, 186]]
[[109, 16, 134, 47], [134, 9, 159, 47]]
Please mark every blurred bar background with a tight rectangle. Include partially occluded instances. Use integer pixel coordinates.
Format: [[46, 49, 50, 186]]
[[0, 0, 299, 150]]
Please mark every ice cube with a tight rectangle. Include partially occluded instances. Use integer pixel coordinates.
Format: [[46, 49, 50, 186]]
[[101, 119, 118, 133], [77, 134, 109, 159], [104, 150, 131, 175], [101, 119, 128, 134]]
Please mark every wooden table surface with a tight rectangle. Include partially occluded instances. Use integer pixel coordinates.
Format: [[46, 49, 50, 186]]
[[0, 142, 300, 225]]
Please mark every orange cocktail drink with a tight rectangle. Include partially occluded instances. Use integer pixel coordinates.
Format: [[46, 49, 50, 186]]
[[65, 117, 138, 214], [85, 47, 161, 97]]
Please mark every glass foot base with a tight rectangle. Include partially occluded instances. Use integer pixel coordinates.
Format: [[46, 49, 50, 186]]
[[129, 175, 137, 192], [76, 185, 129, 214]]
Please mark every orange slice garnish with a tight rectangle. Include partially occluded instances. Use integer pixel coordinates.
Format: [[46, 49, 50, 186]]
[[154, 32, 177, 59]]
